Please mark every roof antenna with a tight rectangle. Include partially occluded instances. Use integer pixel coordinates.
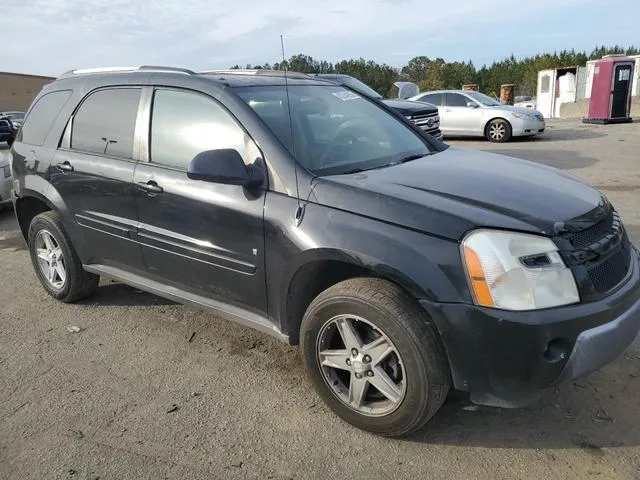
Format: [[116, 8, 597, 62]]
[[281, 34, 304, 226]]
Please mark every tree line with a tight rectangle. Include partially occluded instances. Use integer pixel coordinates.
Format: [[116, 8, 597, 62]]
[[231, 45, 640, 97]]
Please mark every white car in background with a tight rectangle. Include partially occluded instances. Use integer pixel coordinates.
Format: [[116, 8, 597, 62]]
[[0, 154, 12, 211], [514, 96, 537, 109], [409, 90, 545, 142]]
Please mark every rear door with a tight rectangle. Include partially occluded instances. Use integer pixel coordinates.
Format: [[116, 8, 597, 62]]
[[415, 93, 448, 132], [443, 93, 483, 135], [49, 87, 146, 273], [132, 87, 268, 314], [611, 64, 633, 118]]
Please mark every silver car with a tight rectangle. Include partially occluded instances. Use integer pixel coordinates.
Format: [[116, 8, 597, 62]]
[[409, 90, 545, 143], [0, 153, 12, 210]]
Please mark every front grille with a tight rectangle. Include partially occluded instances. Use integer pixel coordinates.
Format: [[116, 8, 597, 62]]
[[588, 242, 630, 293], [410, 113, 439, 130], [566, 210, 617, 249], [563, 210, 631, 296]]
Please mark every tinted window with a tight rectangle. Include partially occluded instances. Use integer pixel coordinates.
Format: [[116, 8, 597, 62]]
[[150, 89, 256, 170], [20, 90, 72, 146], [71, 88, 141, 158], [417, 93, 443, 106], [446, 93, 470, 107]]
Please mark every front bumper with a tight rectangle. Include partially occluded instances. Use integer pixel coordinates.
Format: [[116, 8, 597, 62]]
[[511, 117, 546, 136], [421, 247, 640, 408]]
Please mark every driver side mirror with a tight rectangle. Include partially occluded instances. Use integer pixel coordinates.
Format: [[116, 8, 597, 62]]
[[466, 101, 479, 108], [187, 149, 264, 188]]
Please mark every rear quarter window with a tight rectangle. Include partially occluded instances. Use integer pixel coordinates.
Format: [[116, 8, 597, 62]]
[[19, 90, 72, 146]]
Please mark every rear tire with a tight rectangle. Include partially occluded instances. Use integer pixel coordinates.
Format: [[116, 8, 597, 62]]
[[28, 211, 99, 302], [300, 277, 451, 437], [485, 118, 512, 143]]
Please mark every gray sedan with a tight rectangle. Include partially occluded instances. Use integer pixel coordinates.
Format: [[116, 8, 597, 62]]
[[409, 90, 545, 142]]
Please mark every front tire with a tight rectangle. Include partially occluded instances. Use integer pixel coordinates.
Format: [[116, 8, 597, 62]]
[[486, 118, 512, 143], [28, 211, 99, 302], [300, 278, 451, 437]]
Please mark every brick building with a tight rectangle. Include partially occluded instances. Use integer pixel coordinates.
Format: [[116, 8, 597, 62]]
[[1, 71, 55, 111]]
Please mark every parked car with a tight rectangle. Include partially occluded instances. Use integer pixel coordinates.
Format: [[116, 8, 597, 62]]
[[0, 154, 12, 210], [314, 73, 443, 140], [0, 115, 14, 146], [514, 96, 537, 109], [1, 111, 26, 133], [409, 90, 545, 142], [11, 66, 640, 437]]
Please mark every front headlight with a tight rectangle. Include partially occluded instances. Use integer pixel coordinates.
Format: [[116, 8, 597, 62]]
[[511, 112, 534, 120], [462, 230, 579, 310]]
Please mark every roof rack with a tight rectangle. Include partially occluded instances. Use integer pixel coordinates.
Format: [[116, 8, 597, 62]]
[[200, 69, 311, 79], [57, 65, 195, 79]]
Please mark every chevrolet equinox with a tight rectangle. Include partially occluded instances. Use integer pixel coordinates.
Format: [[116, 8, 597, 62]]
[[9, 66, 640, 437]]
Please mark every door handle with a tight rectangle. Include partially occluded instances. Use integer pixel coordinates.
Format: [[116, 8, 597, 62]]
[[56, 161, 74, 172], [137, 181, 163, 194], [444, 108, 452, 112]]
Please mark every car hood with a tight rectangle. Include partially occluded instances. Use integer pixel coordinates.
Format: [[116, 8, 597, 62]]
[[382, 99, 438, 116], [486, 104, 543, 116], [311, 148, 605, 241]]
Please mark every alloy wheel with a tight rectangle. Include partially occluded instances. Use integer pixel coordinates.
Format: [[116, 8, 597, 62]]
[[489, 122, 506, 140], [35, 230, 66, 289], [316, 314, 407, 417]]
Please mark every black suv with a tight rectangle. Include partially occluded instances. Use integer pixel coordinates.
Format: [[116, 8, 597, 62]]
[[10, 66, 640, 437], [314, 73, 443, 140], [0, 114, 14, 146]]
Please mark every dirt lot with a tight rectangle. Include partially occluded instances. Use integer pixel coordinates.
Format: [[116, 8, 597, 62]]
[[1, 120, 640, 480]]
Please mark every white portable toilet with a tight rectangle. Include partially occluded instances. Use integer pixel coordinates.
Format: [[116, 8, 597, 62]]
[[585, 60, 598, 98], [537, 69, 556, 118], [631, 54, 640, 96]]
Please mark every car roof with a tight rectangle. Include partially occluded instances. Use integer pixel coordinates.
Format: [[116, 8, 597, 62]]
[[418, 90, 471, 95], [53, 66, 333, 89], [201, 72, 331, 87]]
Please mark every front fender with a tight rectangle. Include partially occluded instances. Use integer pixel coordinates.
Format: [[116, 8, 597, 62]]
[[264, 195, 471, 334]]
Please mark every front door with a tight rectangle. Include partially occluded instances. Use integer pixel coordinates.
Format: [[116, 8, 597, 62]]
[[443, 93, 484, 135], [133, 87, 268, 315], [611, 64, 633, 119], [49, 87, 145, 273], [536, 69, 556, 118]]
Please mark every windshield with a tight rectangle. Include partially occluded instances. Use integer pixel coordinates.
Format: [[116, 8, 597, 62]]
[[464, 91, 502, 107], [235, 85, 434, 176]]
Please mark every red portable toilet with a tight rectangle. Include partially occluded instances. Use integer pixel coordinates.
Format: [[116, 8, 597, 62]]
[[584, 56, 634, 124]]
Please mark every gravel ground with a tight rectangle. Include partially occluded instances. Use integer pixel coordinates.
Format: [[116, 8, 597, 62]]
[[1, 120, 640, 480]]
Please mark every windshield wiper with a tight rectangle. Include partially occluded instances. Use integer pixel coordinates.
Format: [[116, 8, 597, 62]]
[[341, 154, 428, 175], [396, 153, 431, 165]]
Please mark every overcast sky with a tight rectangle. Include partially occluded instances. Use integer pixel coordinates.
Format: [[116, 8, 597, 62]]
[[2, 0, 639, 76]]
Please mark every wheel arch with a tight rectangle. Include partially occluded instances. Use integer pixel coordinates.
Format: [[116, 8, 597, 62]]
[[282, 248, 436, 345], [483, 116, 512, 138], [15, 191, 54, 240]]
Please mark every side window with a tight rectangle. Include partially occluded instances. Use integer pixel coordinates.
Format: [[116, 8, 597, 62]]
[[446, 93, 470, 107], [19, 90, 72, 146], [150, 89, 257, 170], [418, 93, 443, 106], [71, 88, 141, 159]]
